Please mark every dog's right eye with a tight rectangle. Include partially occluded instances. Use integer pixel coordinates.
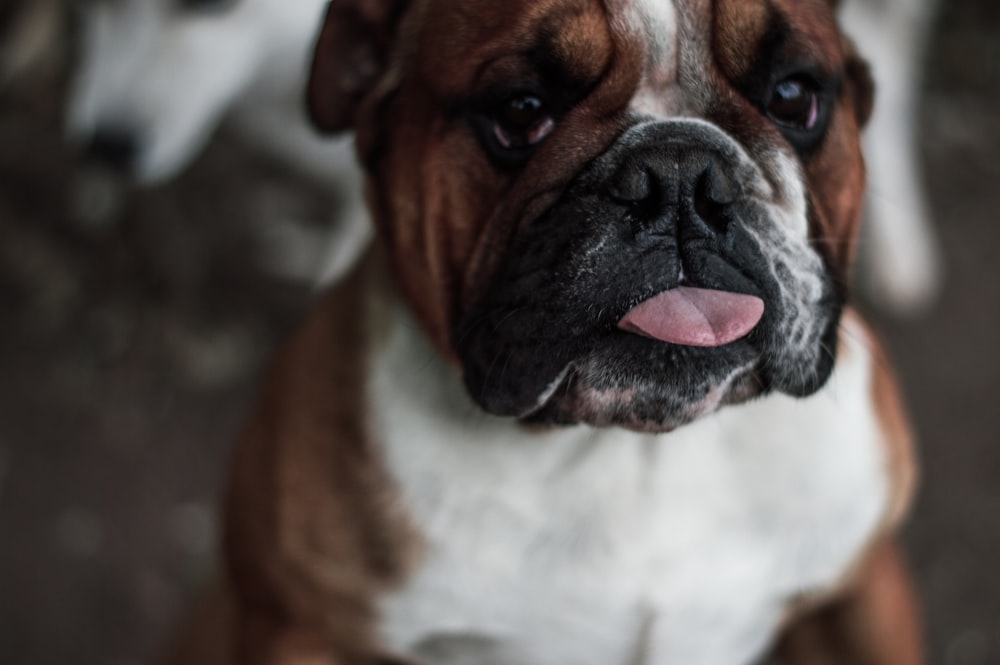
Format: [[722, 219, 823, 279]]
[[492, 95, 555, 151], [767, 77, 819, 131], [474, 93, 556, 167]]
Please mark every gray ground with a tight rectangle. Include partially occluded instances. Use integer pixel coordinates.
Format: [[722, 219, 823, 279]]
[[1, 2, 998, 664]]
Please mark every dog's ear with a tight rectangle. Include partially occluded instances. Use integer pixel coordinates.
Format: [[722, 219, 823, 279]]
[[307, 0, 408, 134]]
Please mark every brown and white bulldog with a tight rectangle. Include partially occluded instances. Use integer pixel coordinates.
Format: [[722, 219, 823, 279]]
[[200, 0, 924, 664]]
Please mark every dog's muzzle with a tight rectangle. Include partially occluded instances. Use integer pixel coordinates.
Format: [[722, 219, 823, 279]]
[[456, 119, 840, 431]]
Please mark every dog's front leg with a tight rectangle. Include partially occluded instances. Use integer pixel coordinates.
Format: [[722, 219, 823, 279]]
[[223, 264, 414, 665], [774, 538, 923, 665]]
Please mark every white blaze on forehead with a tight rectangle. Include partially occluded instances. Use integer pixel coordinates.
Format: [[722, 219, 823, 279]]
[[621, 0, 695, 118], [626, 0, 679, 69]]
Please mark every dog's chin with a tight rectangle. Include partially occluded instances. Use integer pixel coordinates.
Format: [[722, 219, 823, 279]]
[[464, 332, 777, 433], [524, 365, 766, 434]]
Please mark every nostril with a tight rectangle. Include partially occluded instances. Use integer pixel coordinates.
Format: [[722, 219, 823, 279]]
[[608, 163, 667, 238], [84, 125, 141, 173], [702, 161, 737, 206], [608, 163, 653, 205], [693, 164, 735, 234]]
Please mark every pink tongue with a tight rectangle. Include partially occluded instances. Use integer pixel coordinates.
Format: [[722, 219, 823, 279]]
[[618, 287, 765, 347]]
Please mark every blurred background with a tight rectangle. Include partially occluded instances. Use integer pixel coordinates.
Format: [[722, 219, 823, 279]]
[[0, 1, 998, 664]]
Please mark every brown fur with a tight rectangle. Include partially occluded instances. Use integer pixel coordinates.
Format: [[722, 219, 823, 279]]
[[353, 0, 635, 356], [713, 0, 872, 282], [776, 538, 924, 665], [224, 255, 417, 664]]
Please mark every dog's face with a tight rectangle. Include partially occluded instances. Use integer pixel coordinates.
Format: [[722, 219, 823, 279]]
[[310, 0, 873, 432], [66, 0, 326, 183]]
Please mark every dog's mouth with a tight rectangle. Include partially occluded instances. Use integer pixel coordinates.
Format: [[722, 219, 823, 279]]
[[456, 268, 780, 432], [456, 235, 836, 431]]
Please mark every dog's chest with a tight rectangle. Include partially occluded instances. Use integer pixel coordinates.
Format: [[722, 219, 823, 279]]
[[368, 313, 888, 665]]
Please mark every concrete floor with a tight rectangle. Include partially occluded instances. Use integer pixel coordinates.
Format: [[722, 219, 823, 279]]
[[0, 2, 998, 664]]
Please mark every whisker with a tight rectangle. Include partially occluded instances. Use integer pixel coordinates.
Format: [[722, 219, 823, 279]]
[[479, 347, 507, 404], [496, 348, 515, 402]]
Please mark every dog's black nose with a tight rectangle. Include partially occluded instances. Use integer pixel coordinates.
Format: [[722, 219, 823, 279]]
[[608, 146, 738, 238], [84, 125, 141, 173]]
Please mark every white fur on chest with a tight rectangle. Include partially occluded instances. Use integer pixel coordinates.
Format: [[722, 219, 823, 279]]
[[369, 304, 889, 665]]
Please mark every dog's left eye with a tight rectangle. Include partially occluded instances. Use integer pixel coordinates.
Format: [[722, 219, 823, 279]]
[[491, 94, 555, 152], [766, 77, 820, 131]]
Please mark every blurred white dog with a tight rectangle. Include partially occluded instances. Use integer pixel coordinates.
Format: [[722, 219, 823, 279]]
[[842, 0, 942, 314], [65, 0, 370, 285], [65, 0, 940, 310]]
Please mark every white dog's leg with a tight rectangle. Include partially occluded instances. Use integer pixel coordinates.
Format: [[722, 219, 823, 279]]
[[231, 109, 373, 287], [841, 0, 943, 316]]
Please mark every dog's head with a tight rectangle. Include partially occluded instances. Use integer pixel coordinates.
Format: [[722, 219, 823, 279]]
[[66, 0, 327, 183], [310, 0, 873, 432]]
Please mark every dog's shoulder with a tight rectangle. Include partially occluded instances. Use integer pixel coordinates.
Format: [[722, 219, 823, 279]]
[[224, 256, 418, 660]]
